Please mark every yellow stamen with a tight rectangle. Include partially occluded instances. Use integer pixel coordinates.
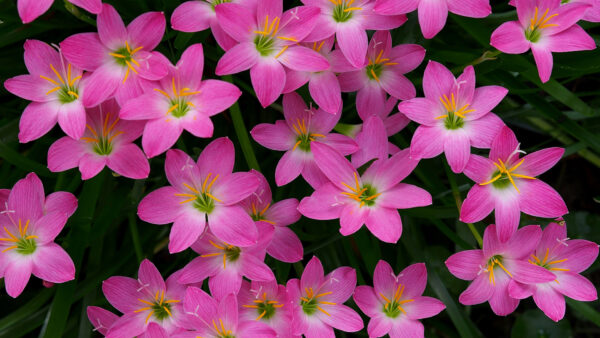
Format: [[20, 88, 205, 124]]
[[46, 86, 61, 95], [50, 64, 65, 84], [274, 45, 289, 58], [1, 246, 17, 253], [40, 75, 59, 86]]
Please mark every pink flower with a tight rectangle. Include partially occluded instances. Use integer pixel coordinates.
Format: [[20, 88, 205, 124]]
[[508, 220, 599, 321], [287, 256, 363, 337], [298, 142, 431, 243], [460, 126, 568, 242], [101, 260, 190, 337], [374, 0, 491, 39], [60, 4, 168, 107], [283, 36, 342, 114], [171, 0, 257, 50], [508, 0, 600, 22], [398, 61, 507, 173], [48, 99, 149, 180], [302, 0, 407, 67], [137, 138, 260, 252], [337, 31, 425, 118], [250, 92, 358, 188], [445, 224, 556, 316], [87, 306, 119, 336], [176, 287, 276, 337], [120, 43, 241, 158], [215, 0, 329, 107], [238, 280, 294, 337], [491, 0, 596, 82], [351, 116, 390, 169], [0, 173, 77, 298], [4, 40, 88, 142], [177, 226, 275, 300], [239, 170, 303, 263], [354, 261, 445, 338], [17, 0, 102, 24]]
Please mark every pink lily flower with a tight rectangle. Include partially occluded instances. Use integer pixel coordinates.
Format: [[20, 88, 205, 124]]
[[398, 61, 507, 173], [446, 224, 557, 315], [60, 4, 168, 107], [460, 126, 568, 242], [250, 92, 358, 188], [354, 261, 445, 338], [286, 256, 363, 337], [283, 36, 342, 114], [101, 259, 190, 337], [137, 138, 260, 252], [17, 0, 102, 24], [0, 173, 77, 298], [4, 40, 89, 142], [87, 306, 119, 336], [47, 99, 149, 180], [491, 0, 595, 83], [301, 0, 407, 68], [338, 31, 425, 118], [239, 170, 303, 263], [238, 280, 294, 337], [177, 225, 275, 300], [215, 0, 330, 107], [171, 0, 257, 51], [509, 0, 600, 22], [120, 43, 241, 158], [508, 220, 598, 321], [175, 288, 276, 338], [374, 0, 491, 39], [298, 142, 431, 243]]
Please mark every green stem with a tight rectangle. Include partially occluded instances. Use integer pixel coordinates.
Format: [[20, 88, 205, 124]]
[[63, 1, 96, 26], [128, 213, 143, 262], [451, 50, 502, 73], [224, 76, 261, 171], [445, 164, 483, 247]]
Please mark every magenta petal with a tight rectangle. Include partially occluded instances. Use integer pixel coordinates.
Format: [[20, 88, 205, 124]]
[[178, 257, 220, 284], [301, 158, 330, 189], [209, 205, 258, 246], [336, 22, 368, 68], [168, 213, 205, 253], [240, 254, 275, 281], [107, 144, 150, 179], [275, 149, 305, 186], [47, 137, 85, 173], [171, 1, 213, 32], [182, 286, 218, 320], [553, 271, 598, 301], [373, 260, 397, 296], [267, 227, 303, 263], [467, 86, 509, 120], [365, 207, 402, 243], [251, 121, 295, 151], [277, 46, 329, 72], [4, 260, 32, 298], [4, 75, 54, 102], [418, 0, 448, 39], [463, 154, 496, 183], [215, 3, 256, 42], [79, 153, 106, 180], [422, 60, 455, 101], [547, 25, 596, 52], [317, 304, 364, 332], [488, 274, 519, 316], [198, 137, 235, 177], [409, 125, 445, 160], [447, 0, 491, 17], [57, 101, 86, 140], [356, 84, 386, 120], [311, 142, 358, 191], [531, 44, 554, 83], [127, 11, 166, 51], [458, 275, 493, 305], [138, 259, 166, 291], [389, 318, 424, 338], [102, 276, 141, 313], [81, 64, 122, 107], [301, 256, 324, 290], [9, 172, 45, 221], [44, 191, 78, 217], [557, 239, 599, 273], [250, 60, 286, 108], [354, 286, 381, 318], [142, 118, 183, 158], [105, 312, 145, 338], [60, 33, 107, 71], [444, 131, 471, 173], [364, 149, 419, 190], [378, 183, 432, 210], [508, 280, 534, 299], [138, 186, 182, 224], [367, 315, 393, 338], [283, 68, 310, 93], [263, 198, 300, 226], [87, 306, 119, 335], [32, 243, 75, 283], [505, 225, 542, 259], [518, 147, 564, 177], [69, 0, 102, 14], [503, 259, 556, 284], [309, 72, 342, 114], [351, 116, 388, 168], [374, 0, 419, 14], [297, 183, 344, 220], [18, 0, 53, 23], [194, 80, 241, 116], [490, 21, 531, 54], [404, 296, 446, 320], [340, 203, 368, 236], [519, 180, 567, 219], [97, 4, 127, 49], [490, 126, 519, 165], [212, 172, 259, 205], [445, 249, 484, 281], [31, 212, 68, 244], [209, 269, 243, 300], [495, 195, 521, 242], [533, 285, 565, 322], [466, 113, 505, 148], [380, 70, 416, 101], [398, 98, 440, 127], [18, 102, 58, 143]]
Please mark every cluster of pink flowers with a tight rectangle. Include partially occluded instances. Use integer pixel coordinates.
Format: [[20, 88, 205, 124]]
[[4, 0, 599, 335]]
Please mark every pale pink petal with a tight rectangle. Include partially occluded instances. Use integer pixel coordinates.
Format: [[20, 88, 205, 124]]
[[317, 305, 364, 332], [97, 4, 127, 50], [388, 318, 424, 338], [297, 183, 344, 220], [422, 60, 455, 100], [490, 21, 531, 54], [278, 46, 329, 72], [556, 240, 599, 273], [531, 45, 553, 83], [519, 180, 568, 219], [209, 205, 258, 246], [47, 137, 85, 172], [354, 286, 381, 318], [138, 186, 183, 224], [127, 11, 166, 51], [168, 213, 205, 253], [142, 118, 183, 158], [336, 22, 368, 68], [404, 296, 446, 320], [18, 102, 59, 143], [215, 3, 256, 42], [251, 120, 295, 151], [444, 131, 471, 173], [275, 149, 305, 186], [209, 269, 243, 300], [418, 0, 448, 39], [533, 285, 565, 322], [547, 25, 596, 52], [467, 86, 509, 120], [216, 42, 259, 75], [553, 271, 597, 301], [356, 83, 386, 119], [106, 144, 149, 179], [374, 0, 419, 14], [365, 207, 402, 243], [340, 203, 369, 236], [518, 147, 564, 177], [250, 60, 286, 108], [8, 172, 45, 221], [81, 64, 122, 107], [57, 101, 86, 139], [31, 243, 75, 283], [198, 137, 235, 177], [4, 260, 32, 298], [458, 275, 493, 305], [447, 0, 491, 17], [172, 1, 213, 32], [18, 0, 53, 23], [301, 256, 324, 290], [311, 142, 358, 191], [212, 172, 259, 205], [378, 183, 432, 209], [101, 276, 141, 313], [409, 125, 445, 159], [194, 79, 241, 116], [267, 227, 303, 263], [466, 113, 504, 148], [60, 33, 107, 71], [30, 212, 68, 244], [4, 75, 54, 102], [490, 126, 519, 162], [44, 191, 77, 217], [445, 250, 484, 280], [309, 71, 342, 114], [463, 154, 496, 183]]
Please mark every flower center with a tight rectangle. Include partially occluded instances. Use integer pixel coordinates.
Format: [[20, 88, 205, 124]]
[[481, 255, 512, 286], [479, 158, 536, 193], [1, 220, 38, 255], [40, 63, 80, 104], [250, 203, 275, 225], [242, 292, 284, 320], [529, 248, 570, 274], [379, 283, 414, 318], [134, 290, 180, 323], [213, 318, 235, 338], [366, 49, 398, 82], [201, 240, 241, 269], [291, 118, 325, 152], [340, 172, 380, 207], [81, 112, 124, 156], [300, 287, 335, 316], [175, 174, 223, 213], [253, 15, 298, 58], [435, 93, 475, 130], [154, 77, 201, 120], [525, 7, 559, 42], [331, 0, 362, 23], [109, 41, 144, 83]]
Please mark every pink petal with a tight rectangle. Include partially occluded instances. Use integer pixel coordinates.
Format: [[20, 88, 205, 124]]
[[251, 121, 295, 151], [107, 143, 149, 179], [340, 203, 369, 236], [79, 153, 106, 180], [533, 285, 565, 322], [57, 101, 86, 139], [503, 258, 556, 284], [397, 98, 439, 127], [389, 318, 424, 338], [171, 1, 213, 32], [236, 321, 277, 337], [168, 213, 205, 253], [404, 296, 446, 320], [145, 323, 169, 338], [31, 212, 68, 244], [277, 46, 329, 72], [490, 21, 531, 54], [490, 126, 519, 163], [365, 207, 402, 243], [44, 191, 78, 217], [267, 227, 303, 263], [105, 312, 145, 338], [518, 147, 564, 177], [212, 172, 260, 205], [209, 205, 258, 246], [445, 249, 484, 280], [138, 186, 182, 224], [301, 157, 330, 189], [351, 116, 388, 168], [277, 6, 322, 43], [458, 275, 493, 305], [81, 64, 122, 107], [488, 273, 519, 316], [466, 113, 505, 148], [388, 44, 426, 74], [531, 45, 553, 83], [409, 125, 445, 159], [142, 118, 183, 158], [367, 315, 393, 338], [176, 44, 205, 88], [194, 79, 241, 116], [317, 304, 364, 332], [97, 4, 127, 50], [181, 112, 214, 138], [102, 276, 141, 313], [336, 22, 368, 68], [215, 3, 256, 42], [216, 42, 259, 75], [250, 60, 286, 108], [537, 221, 567, 254], [182, 286, 218, 321], [241, 254, 275, 281], [508, 280, 534, 299], [69, 0, 103, 14], [374, 0, 419, 14], [275, 149, 305, 186], [418, 0, 448, 39], [553, 271, 597, 301], [198, 137, 235, 177], [297, 183, 344, 220], [23, 40, 61, 76], [554, 239, 599, 273], [301, 256, 324, 290], [263, 198, 301, 226], [87, 306, 119, 335], [9, 172, 45, 221], [396, 263, 429, 299], [447, 0, 491, 17], [320, 133, 358, 156], [363, 149, 420, 190], [460, 184, 495, 224], [4, 260, 32, 298], [338, 70, 368, 93], [18, 0, 53, 23], [209, 269, 243, 300], [178, 257, 220, 284], [519, 179, 567, 219], [422, 60, 455, 100], [467, 86, 509, 120], [444, 131, 471, 173], [378, 183, 432, 209], [505, 224, 542, 259], [356, 83, 386, 119], [127, 11, 166, 51], [311, 142, 358, 191], [547, 25, 596, 52], [119, 93, 166, 120], [60, 33, 107, 71], [283, 68, 310, 93], [373, 260, 397, 296], [380, 70, 416, 101], [31, 243, 75, 283], [18, 102, 58, 143], [495, 194, 521, 243], [4, 75, 54, 102], [138, 259, 165, 291], [362, 11, 408, 30], [309, 71, 342, 114], [47, 137, 85, 172], [354, 286, 381, 318], [545, 2, 590, 35], [463, 154, 496, 183]]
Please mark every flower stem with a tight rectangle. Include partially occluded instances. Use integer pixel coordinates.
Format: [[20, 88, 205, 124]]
[[63, 0, 96, 26], [445, 164, 483, 247], [128, 213, 143, 262]]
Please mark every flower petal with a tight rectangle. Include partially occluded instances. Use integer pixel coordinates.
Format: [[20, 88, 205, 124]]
[[138, 186, 183, 224], [97, 4, 127, 50], [490, 21, 531, 54], [209, 205, 258, 247], [32, 243, 75, 283], [446, 250, 484, 281], [418, 0, 448, 39], [127, 11, 166, 51], [250, 60, 286, 108]]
